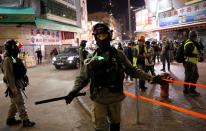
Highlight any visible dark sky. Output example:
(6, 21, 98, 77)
(87, 0, 145, 18)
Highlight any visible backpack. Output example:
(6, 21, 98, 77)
(175, 42, 185, 63)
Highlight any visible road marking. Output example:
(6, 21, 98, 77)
(124, 91, 206, 120)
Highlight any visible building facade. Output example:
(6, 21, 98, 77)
(0, 0, 88, 60)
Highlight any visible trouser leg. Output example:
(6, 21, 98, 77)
(166, 57, 170, 70)
(189, 64, 199, 91)
(92, 102, 108, 131)
(139, 65, 146, 89)
(183, 63, 190, 91)
(108, 102, 121, 131)
(11, 90, 28, 121)
(109, 123, 120, 131)
(162, 56, 165, 70)
(7, 98, 18, 119)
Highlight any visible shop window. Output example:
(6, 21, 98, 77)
(43, 0, 77, 21)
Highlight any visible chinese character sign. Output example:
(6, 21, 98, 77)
(159, 1, 206, 27)
(22, 28, 62, 45)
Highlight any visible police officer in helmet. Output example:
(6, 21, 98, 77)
(2, 39, 35, 127)
(79, 40, 88, 67)
(183, 30, 200, 96)
(66, 23, 168, 131)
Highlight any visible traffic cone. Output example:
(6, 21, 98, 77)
(160, 84, 172, 102)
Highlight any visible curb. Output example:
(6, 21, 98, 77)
(76, 97, 91, 117)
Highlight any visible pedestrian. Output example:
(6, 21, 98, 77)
(183, 30, 200, 96)
(197, 38, 204, 62)
(65, 23, 166, 131)
(144, 41, 155, 76)
(79, 40, 88, 68)
(123, 41, 134, 82)
(152, 41, 160, 63)
(133, 35, 148, 91)
(1, 39, 35, 127)
(35, 48, 42, 64)
(160, 37, 171, 72)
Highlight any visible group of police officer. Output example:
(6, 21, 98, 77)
(2, 23, 200, 131)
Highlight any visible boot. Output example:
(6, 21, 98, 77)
(109, 123, 120, 131)
(6, 117, 22, 126)
(22, 119, 35, 127)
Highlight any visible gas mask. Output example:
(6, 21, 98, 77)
(92, 23, 112, 51)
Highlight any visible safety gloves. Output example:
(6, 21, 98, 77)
(151, 73, 174, 85)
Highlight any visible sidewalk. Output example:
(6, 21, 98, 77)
(77, 62, 206, 131)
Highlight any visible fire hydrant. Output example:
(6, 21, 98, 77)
(159, 73, 173, 103)
(160, 83, 172, 102)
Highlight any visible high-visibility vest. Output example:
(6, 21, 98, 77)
(133, 45, 139, 67)
(184, 39, 198, 64)
(133, 45, 148, 67)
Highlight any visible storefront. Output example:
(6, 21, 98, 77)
(154, 1, 206, 58)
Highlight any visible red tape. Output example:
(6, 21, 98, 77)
(163, 79, 206, 89)
(124, 91, 206, 120)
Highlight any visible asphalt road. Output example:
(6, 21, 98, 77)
(0, 64, 94, 131)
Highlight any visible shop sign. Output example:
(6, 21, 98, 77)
(0, 14, 34, 22)
(35, 18, 82, 33)
(21, 28, 62, 45)
(159, 1, 206, 27)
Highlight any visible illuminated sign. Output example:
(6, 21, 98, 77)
(159, 1, 206, 27)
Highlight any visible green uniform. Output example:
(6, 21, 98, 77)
(72, 47, 152, 130)
(2, 57, 28, 121)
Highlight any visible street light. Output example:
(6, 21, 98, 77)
(128, 0, 132, 39)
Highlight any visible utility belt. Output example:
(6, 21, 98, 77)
(91, 86, 125, 104)
(97, 85, 122, 93)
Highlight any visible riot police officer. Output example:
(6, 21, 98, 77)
(79, 40, 88, 68)
(2, 39, 35, 127)
(183, 30, 200, 96)
(66, 23, 165, 131)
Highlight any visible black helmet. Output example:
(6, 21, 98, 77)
(4, 39, 20, 57)
(189, 30, 198, 40)
(92, 23, 112, 36)
(80, 40, 87, 47)
(4, 39, 18, 51)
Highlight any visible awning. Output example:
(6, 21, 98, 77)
(0, 7, 35, 15)
(153, 21, 206, 32)
(35, 18, 83, 33)
(0, 7, 35, 22)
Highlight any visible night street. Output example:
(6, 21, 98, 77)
(1, 62, 206, 131)
(1, 0, 206, 131)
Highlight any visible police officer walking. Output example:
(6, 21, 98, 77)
(66, 23, 166, 131)
(79, 40, 88, 68)
(2, 40, 35, 127)
(183, 30, 200, 96)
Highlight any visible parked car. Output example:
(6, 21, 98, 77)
(52, 46, 80, 69)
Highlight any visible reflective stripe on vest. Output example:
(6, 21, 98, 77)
(184, 39, 198, 64)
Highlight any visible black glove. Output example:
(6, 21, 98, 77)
(151, 73, 173, 85)
(65, 89, 79, 104)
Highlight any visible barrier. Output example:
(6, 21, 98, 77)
(163, 79, 206, 89)
(124, 91, 206, 120)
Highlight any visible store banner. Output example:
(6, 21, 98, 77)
(159, 1, 206, 27)
(21, 28, 62, 45)
(135, 9, 155, 32)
